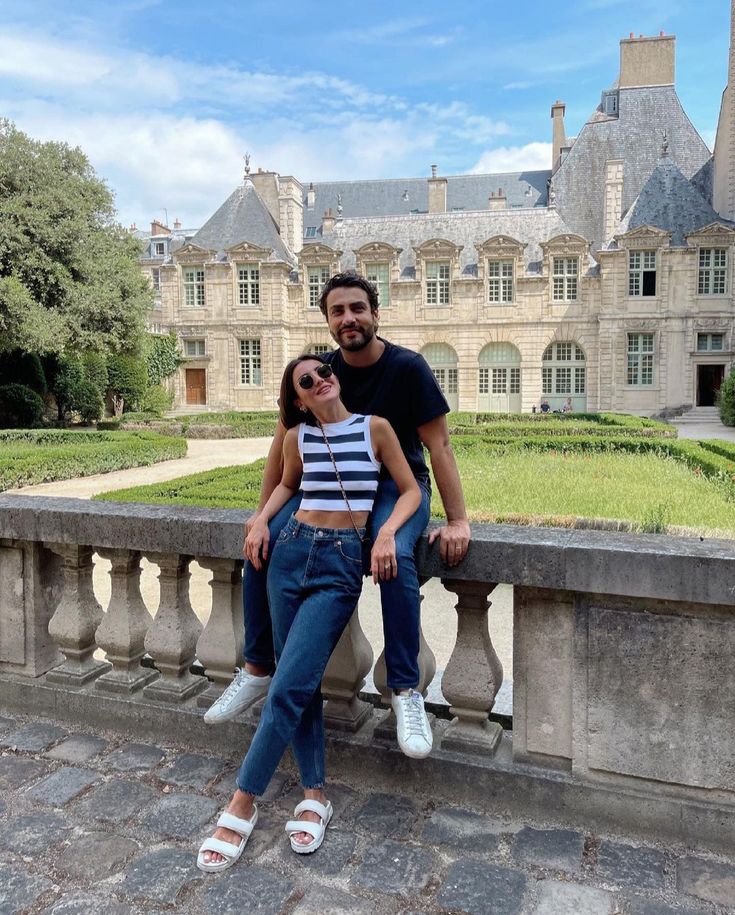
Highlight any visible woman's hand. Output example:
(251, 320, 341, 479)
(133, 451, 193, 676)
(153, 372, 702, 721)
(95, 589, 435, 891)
(370, 528, 397, 584)
(245, 518, 270, 570)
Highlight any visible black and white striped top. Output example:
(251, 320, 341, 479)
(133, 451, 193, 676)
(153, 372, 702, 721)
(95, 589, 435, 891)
(297, 414, 380, 512)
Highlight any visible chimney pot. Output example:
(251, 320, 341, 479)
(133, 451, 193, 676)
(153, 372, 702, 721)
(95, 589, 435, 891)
(630, 31, 634, 38)
(431, 164, 437, 178)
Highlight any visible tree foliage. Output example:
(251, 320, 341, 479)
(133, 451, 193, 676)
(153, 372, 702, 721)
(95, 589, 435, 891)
(145, 332, 182, 386)
(107, 354, 149, 415)
(0, 120, 152, 357)
(718, 368, 735, 427)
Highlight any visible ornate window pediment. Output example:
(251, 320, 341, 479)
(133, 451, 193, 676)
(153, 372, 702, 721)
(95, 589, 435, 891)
(540, 233, 590, 258)
(225, 241, 272, 261)
(476, 235, 526, 260)
(413, 238, 462, 261)
(173, 243, 215, 265)
(354, 241, 402, 263)
(298, 243, 342, 268)
(685, 222, 735, 247)
(613, 225, 671, 250)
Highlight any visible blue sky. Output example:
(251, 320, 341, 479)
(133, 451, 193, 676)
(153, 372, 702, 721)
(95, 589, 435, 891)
(1, 0, 730, 228)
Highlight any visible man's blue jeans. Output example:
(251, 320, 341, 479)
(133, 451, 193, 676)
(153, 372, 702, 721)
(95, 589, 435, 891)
(237, 516, 364, 794)
(242, 479, 431, 690)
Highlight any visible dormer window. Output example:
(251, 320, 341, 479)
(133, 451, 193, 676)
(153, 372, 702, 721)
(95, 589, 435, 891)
(629, 250, 657, 296)
(426, 261, 450, 305)
(308, 266, 330, 308)
(552, 257, 578, 301)
(154, 241, 166, 257)
(305, 227, 318, 238)
(602, 90, 619, 116)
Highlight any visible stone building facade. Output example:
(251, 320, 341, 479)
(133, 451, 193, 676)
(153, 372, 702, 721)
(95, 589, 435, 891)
(138, 23, 735, 416)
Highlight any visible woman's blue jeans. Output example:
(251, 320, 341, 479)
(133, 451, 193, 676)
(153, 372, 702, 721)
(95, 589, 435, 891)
(237, 516, 364, 795)
(242, 480, 431, 690)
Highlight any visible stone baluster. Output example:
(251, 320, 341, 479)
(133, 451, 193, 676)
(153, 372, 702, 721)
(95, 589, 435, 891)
(373, 578, 437, 741)
(322, 607, 374, 731)
(44, 543, 110, 686)
(195, 557, 245, 708)
(440, 579, 503, 756)
(94, 548, 157, 694)
(143, 553, 206, 702)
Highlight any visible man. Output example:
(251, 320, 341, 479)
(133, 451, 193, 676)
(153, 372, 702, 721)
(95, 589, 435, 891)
(205, 271, 471, 758)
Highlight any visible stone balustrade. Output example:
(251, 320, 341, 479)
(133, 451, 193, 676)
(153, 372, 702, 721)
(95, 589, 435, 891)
(1, 494, 734, 852)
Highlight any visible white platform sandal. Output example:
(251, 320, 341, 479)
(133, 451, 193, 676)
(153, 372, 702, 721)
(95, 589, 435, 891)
(196, 806, 258, 873)
(285, 798, 333, 854)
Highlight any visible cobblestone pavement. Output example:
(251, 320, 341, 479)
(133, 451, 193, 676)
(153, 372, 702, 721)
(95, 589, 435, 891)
(0, 713, 734, 915)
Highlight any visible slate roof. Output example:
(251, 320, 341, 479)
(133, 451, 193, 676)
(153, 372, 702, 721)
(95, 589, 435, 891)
(303, 171, 550, 234)
(190, 182, 294, 264)
(612, 156, 728, 246)
(553, 85, 712, 250)
(317, 206, 590, 278)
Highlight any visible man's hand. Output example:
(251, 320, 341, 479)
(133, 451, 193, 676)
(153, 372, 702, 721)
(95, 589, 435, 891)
(428, 518, 471, 567)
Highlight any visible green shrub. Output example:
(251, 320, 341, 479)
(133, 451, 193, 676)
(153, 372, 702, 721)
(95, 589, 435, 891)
(0, 351, 47, 395)
(138, 384, 174, 416)
(0, 430, 187, 490)
(718, 368, 735, 426)
(0, 383, 45, 428)
(72, 377, 105, 423)
(144, 333, 182, 386)
(107, 354, 148, 414)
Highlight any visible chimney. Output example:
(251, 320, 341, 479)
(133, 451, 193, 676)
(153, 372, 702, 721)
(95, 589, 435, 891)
(488, 188, 507, 211)
(150, 219, 169, 236)
(278, 176, 304, 254)
(250, 169, 281, 228)
(322, 208, 336, 234)
(173, 218, 182, 230)
(307, 183, 316, 209)
(129, 222, 137, 233)
(603, 160, 624, 240)
(551, 100, 566, 173)
(428, 164, 447, 213)
(619, 33, 675, 88)
(714, 2, 735, 220)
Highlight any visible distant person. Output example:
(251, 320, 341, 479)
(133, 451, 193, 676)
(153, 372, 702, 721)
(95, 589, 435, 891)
(562, 397, 573, 413)
(540, 398, 551, 414)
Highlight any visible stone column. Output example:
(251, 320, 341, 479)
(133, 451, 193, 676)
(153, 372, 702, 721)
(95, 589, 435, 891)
(373, 579, 437, 741)
(440, 579, 503, 755)
(143, 553, 206, 702)
(94, 548, 157, 694)
(322, 607, 374, 732)
(195, 557, 245, 708)
(44, 543, 110, 686)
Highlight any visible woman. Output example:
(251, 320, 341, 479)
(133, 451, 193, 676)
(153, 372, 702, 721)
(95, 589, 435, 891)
(197, 355, 420, 872)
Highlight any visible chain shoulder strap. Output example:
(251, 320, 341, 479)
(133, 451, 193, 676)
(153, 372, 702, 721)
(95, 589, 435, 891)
(316, 419, 365, 541)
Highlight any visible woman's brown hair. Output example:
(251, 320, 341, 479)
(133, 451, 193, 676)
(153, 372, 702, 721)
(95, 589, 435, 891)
(278, 355, 330, 429)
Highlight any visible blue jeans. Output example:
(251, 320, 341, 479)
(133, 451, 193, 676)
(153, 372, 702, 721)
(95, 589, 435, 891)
(243, 480, 431, 690)
(237, 516, 364, 794)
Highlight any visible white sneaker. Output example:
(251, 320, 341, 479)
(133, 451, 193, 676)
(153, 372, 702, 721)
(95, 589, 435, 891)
(391, 690, 432, 759)
(203, 668, 272, 724)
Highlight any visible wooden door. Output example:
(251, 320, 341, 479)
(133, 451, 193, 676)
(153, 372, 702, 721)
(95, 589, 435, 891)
(185, 369, 206, 405)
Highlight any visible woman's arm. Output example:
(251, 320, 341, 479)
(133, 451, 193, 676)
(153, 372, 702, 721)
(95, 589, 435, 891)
(369, 416, 421, 584)
(245, 428, 302, 570)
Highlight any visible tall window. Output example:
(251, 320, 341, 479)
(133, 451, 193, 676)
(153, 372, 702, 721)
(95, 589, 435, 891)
(151, 267, 161, 292)
(183, 268, 205, 307)
(697, 332, 725, 352)
(627, 333, 654, 386)
(552, 258, 578, 301)
(426, 261, 450, 305)
(421, 342, 458, 410)
(366, 262, 390, 307)
(698, 249, 727, 295)
(184, 339, 205, 357)
(238, 265, 260, 306)
(308, 266, 330, 308)
(239, 339, 262, 386)
(629, 250, 657, 296)
(542, 342, 586, 396)
(487, 260, 514, 304)
(154, 241, 165, 256)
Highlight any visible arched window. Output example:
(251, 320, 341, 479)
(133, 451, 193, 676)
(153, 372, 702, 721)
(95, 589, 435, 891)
(541, 342, 587, 411)
(478, 343, 521, 413)
(421, 343, 459, 411)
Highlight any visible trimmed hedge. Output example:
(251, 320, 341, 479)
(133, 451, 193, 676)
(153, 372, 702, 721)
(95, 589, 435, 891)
(0, 384, 45, 428)
(0, 430, 187, 491)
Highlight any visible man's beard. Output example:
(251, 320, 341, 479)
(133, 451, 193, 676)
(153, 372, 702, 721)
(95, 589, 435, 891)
(332, 322, 376, 352)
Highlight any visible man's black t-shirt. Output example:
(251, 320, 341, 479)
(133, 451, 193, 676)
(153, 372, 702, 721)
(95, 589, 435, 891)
(323, 339, 449, 487)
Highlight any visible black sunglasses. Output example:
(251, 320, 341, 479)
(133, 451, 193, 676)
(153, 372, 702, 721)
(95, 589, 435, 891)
(297, 363, 334, 390)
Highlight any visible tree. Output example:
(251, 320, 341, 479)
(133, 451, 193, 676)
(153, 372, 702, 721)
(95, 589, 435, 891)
(718, 368, 735, 426)
(0, 120, 152, 358)
(107, 354, 148, 415)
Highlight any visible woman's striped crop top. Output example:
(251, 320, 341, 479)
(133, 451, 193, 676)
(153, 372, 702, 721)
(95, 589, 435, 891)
(297, 414, 380, 512)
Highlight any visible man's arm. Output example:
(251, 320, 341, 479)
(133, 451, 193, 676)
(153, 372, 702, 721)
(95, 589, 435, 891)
(417, 414, 471, 567)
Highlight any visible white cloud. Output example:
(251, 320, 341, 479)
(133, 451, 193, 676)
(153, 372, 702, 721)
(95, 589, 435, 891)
(471, 142, 553, 174)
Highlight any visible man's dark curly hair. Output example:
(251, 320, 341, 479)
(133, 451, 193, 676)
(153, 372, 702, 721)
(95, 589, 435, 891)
(318, 270, 380, 316)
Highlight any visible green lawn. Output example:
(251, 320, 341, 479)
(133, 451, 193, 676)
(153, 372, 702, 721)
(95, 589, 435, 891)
(96, 447, 735, 538)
